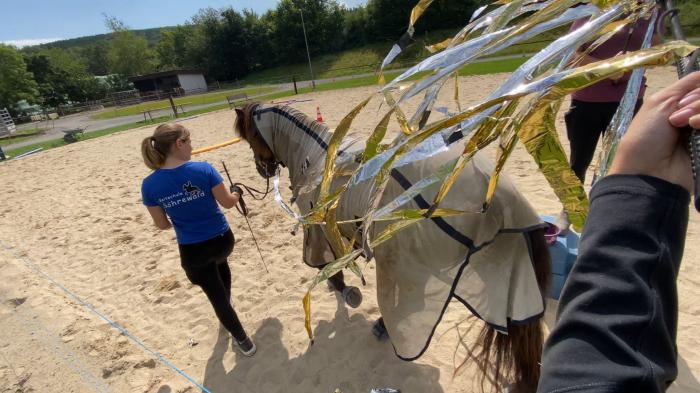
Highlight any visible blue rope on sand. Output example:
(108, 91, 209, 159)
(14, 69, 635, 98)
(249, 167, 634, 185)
(0, 240, 212, 393)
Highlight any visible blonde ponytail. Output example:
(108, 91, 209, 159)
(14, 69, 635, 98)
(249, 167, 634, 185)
(140, 123, 190, 170)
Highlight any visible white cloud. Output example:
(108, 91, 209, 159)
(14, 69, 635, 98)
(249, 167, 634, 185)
(2, 38, 63, 48)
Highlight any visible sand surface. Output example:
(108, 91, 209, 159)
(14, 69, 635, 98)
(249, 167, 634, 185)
(1, 67, 699, 393)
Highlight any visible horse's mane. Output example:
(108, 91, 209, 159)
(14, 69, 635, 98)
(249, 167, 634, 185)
(237, 102, 331, 140)
(235, 102, 261, 142)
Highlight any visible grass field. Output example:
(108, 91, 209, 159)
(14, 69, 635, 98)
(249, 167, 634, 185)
(3, 56, 532, 158)
(91, 85, 278, 120)
(242, 29, 548, 85)
(0, 128, 49, 147)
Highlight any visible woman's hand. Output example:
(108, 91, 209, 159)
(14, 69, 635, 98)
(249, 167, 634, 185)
(230, 185, 243, 196)
(212, 183, 241, 209)
(609, 71, 700, 193)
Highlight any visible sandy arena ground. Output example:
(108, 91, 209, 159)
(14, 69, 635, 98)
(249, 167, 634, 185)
(1, 67, 699, 393)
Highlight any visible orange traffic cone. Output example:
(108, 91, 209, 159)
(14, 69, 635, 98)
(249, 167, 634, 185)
(316, 106, 324, 123)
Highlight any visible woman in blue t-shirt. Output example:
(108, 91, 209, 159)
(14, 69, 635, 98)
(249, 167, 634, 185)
(140, 123, 256, 357)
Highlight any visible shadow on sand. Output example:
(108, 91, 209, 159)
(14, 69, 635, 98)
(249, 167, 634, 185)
(203, 294, 445, 393)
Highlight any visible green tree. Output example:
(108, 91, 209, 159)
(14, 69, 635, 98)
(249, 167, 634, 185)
(365, 0, 481, 41)
(104, 15, 155, 76)
(265, 0, 345, 65)
(239, 9, 273, 72)
(81, 42, 109, 75)
(155, 25, 202, 70)
(25, 48, 106, 107)
(103, 74, 133, 92)
(186, 7, 269, 80)
(342, 6, 373, 48)
(0, 44, 39, 114)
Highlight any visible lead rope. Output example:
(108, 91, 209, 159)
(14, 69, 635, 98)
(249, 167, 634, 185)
(221, 161, 269, 273)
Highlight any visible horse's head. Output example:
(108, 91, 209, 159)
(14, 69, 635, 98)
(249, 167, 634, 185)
(235, 103, 281, 178)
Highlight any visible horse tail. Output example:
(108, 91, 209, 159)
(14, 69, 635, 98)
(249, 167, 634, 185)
(469, 228, 551, 393)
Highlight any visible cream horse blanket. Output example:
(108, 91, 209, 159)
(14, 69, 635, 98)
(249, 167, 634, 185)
(252, 104, 545, 359)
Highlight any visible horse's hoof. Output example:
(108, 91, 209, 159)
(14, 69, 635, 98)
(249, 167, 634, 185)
(371, 318, 389, 341)
(342, 286, 362, 308)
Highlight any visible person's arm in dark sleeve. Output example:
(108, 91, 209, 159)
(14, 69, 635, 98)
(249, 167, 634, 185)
(538, 71, 700, 392)
(537, 174, 688, 393)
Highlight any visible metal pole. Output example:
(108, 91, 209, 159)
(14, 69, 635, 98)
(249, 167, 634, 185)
(300, 8, 316, 89)
(168, 94, 178, 118)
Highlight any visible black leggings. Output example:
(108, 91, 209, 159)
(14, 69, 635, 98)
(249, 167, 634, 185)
(564, 99, 642, 183)
(178, 229, 247, 342)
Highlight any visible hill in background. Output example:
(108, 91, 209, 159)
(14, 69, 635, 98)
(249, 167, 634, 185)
(35, 26, 174, 51)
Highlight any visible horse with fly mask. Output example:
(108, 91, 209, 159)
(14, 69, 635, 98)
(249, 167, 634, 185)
(235, 103, 551, 393)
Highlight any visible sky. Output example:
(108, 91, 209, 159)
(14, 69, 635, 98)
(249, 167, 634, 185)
(1, 0, 367, 47)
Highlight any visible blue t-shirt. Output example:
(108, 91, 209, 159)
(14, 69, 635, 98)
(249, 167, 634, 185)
(141, 161, 229, 244)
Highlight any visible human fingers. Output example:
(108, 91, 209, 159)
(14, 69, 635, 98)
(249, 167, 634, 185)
(669, 100, 700, 128)
(678, 87, 700, 107)
(661, 71, 700, 99)
(690, 113, 700, 129)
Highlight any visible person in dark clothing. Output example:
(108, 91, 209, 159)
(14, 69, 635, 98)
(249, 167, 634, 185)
(537, 71, 700, 392)
(556, 15, 660, 232)
(140, 123, 256, 357)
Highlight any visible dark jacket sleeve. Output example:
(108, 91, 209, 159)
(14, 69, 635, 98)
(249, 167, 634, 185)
(537, 174, 689, 393)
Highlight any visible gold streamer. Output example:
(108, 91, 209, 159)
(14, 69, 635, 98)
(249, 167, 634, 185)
(516, 96, 587, 229)
(364, 109, 395, 162)
(429, 103, 514, 213)
(410, 0, 435, 27)
(454, 72, 462, 113)
(297, 1, 697, 342)
(482, 100, 523, 207)
(312, 97, 373, 231)
(303, 292, 313, 342)
(383, 91, 413, 136)
(426, 38, 453, 53)
(486, 0, 524, 34)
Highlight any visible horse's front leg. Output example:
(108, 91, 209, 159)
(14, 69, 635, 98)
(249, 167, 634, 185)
(328, 271, 387, 340)
(322, 269, 363, 308)
(305, 225, 363, 308)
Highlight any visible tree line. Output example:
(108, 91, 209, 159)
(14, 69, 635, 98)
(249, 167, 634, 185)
(3, 0, 699, 117)
(1, 0, 485, 116)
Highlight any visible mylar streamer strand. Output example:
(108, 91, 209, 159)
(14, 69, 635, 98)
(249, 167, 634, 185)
(428, 102, 518, 215)
(317, 96, 372, 202)
(482, 100, 526, 207)
(366, 41, 696, 245)
(364, 109, 396, 163)
(516, 96, 586, 228)
(378, 0, 436, 84)
(410, 0, 435, 27)
(296, 0, 696, 342)
(594, 8, 658, 179)
(510, 43, 696, 228)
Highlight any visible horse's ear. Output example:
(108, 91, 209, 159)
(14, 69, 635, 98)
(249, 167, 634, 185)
(234, 108, 244, 118)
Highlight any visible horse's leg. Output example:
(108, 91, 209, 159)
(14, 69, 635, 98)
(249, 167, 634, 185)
(321, 269, 363, 308)
(305, 226, 363, 308)
(327, 270, 346, 292)
(371, 317, 389, 341)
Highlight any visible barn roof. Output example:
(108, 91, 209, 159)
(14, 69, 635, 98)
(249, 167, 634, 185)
(128, 69, 205, 82)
